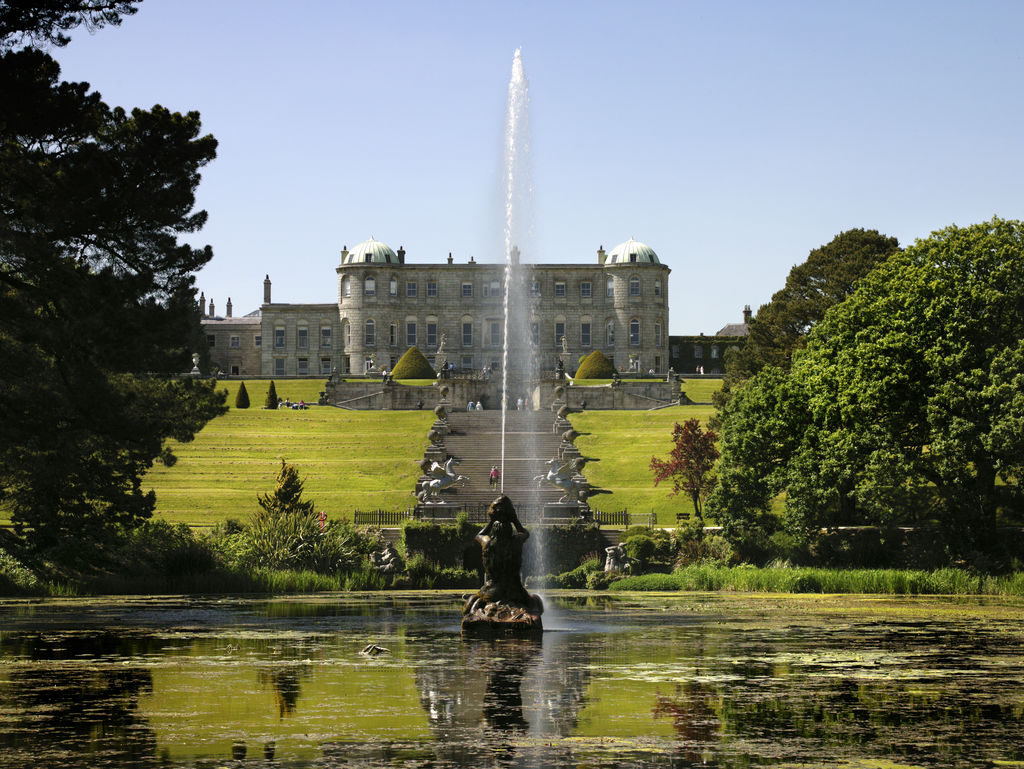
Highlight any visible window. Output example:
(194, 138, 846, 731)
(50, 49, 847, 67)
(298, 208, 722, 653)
(426, 322, 438, 348)
(554, 321, 565, 346)
(389, 277, 398, 296)
(629, 276, 641, 296)
(580, 281, 592, 298)
(581, 322, 592, 347)
(390, 323, 398, 346)
(629, 252, 638, 263)
(298, 358, 308, 376)
(274, 328, 285, 348)
(654, 279, 662, 298)
(460, 355, 473, 370)
(254, 335, 262, 348)
(555, 282, 566, 298)
(630, 319, 641, 346)
(426, 280, 438, 297)
(530, 280, 541, 298)
(694, 344, 703, 359)
(364, 319, 375, 346)
(488, 320, 501, 346)
(342, 321, 350, 348)
(230, 335, 239, 349)
(656, 322, 663, 347)
(462, 282, 473, 298)
(297, 328, 308, 349)
(406, 281, 417, 298)
(320, 358, 331, 375)
(607, 277, 614, 297)
(462, 321, 473, 347)
(364, 277, 375, 296)
(207, 334, 215, 348)
(274, 358, 285, 376)
(342, 276, 350, 297)
(530, 322, 539, 346)
(321, 327, 332, 348)
(406, 322, 417, 347)
(483, 279, 500, 298)
(711, 345, 720, 359)
(607, 320, 615, 346)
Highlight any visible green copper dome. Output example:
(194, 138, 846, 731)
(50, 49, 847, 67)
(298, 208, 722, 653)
(343, 238, 398, 264)
(606, 238, 659, 265)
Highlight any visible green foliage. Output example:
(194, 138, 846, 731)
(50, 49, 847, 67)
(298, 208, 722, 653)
(242, 461, 362, 572)
(727, 228, 900, 381)
(401, 514, 477, 567)
(391, 347, 435, 379)
(0, 16, 225, 550)
(650, 418, 719, 519)
(265, 380, 279, 409)
(575, 349, 616, 379)
(711, 218, 1024, 561)
(235, 381, 250, 409)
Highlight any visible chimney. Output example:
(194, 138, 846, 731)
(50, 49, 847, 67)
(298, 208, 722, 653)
(340, 245, 349, 264)
(208, 299, 215, 317)
(743, 304, 752, 323)
(469, 255, 476, 264)
(226, 297, 233, 318)
(397, 245, 406, 264)
(199, 291, 206, 317)
(447, 252, 453, 265)
(597, 245, 606, 265)
(263, 274, 271, 304)
(510, 245, 520, 265)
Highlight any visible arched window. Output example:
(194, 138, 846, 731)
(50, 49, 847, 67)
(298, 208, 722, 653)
(606, 277, 614, 298)
(389, 277, 398, 296)
(629, 276, 641, 297)
(341, 276, 351, 298)
(654, 279, 662, 298)
(364, 276, 376, 296)
(365, 319, 375, 346)
(629, 318, 641, 346)
(655, 321, 663, 347)
(342, 319, 350, 348)
(606, 319, 615, 346)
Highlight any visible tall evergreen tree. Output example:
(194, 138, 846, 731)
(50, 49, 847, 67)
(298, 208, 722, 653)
(0, 3, 226, 547)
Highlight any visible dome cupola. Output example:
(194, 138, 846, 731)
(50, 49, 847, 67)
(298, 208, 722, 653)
(605, 238, 659, 265)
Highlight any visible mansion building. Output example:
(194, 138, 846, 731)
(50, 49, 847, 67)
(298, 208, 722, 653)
(201, 238, 671, 378)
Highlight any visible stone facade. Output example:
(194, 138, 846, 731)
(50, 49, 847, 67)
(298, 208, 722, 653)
(668, 306, 751, 374)
(203, 238, 671, 379)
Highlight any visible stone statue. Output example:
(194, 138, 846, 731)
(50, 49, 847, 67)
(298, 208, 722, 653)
(417, 456, 467, 504)
(534, 457, 611, 505)
(437, 333, 446, 355)
(371, 544, 404, 574)
(604, 544, 632, 573)
(462, 496, 543, 635)
(561, 335, 568, 355)
(433, 404, 448, 423)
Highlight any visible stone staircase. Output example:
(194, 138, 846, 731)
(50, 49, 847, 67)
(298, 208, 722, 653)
(422, 409, 567, 512)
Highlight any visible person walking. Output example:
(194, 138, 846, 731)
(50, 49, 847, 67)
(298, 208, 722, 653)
(489, 466, 500, 490)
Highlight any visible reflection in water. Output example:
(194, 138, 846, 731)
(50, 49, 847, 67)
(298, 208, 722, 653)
(1, 595, 1024, 767)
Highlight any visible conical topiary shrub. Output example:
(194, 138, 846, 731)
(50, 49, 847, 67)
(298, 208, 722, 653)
(235, 381, 251, 409)
(390, 347, 436, 379)
(574, 349, 616, 379)
(265, 380, 279, 409)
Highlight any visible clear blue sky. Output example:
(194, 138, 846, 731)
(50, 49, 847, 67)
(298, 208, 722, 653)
(55, 0, 1024, 334)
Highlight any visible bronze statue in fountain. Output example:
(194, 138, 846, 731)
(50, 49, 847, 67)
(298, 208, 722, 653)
(462, 495, 543, 636)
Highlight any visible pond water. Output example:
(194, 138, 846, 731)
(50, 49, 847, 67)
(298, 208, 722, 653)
(1, 592, 1023, 768)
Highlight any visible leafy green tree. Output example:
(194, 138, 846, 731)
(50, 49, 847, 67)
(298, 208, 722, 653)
(726, 229, 900, 382)
(710, 218, 1024, 560)
(390, 346, 435, 379)
(649, 418, 720, 520)
(235, 381, 250, 409)
(0, 6, 225, 547)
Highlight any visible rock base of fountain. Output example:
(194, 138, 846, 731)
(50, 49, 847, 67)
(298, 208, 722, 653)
(461, 495, 544, 637)
(461, 592, 543, 637)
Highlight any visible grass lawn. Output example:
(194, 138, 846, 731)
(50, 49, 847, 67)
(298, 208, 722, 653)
(146, 380, 433, 527)
(572, 405, 717, 527)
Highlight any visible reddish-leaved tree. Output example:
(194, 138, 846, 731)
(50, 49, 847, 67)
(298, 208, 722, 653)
(650, 419, 720, 519)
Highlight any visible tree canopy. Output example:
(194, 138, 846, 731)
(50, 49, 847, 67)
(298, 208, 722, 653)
(0, 3, 226, 547)
(726, 229, 900, 382)
(708, 218, 1024, 560)
(575, 349, 616, 379)
(391, 347, 435, 379)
